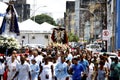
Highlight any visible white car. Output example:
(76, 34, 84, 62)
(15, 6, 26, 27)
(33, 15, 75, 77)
(99, 52, 120, 61)
(25, 44, 46, 48)
(86, 44, 102, 52)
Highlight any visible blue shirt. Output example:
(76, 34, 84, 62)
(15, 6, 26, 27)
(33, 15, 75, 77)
(72, 63, 84, 80)
(30, 63, 40, 80)
(55, 62, 68, 78)
(79, 59, 89, 71)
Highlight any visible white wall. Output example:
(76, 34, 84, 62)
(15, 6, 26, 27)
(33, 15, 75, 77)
(17, 33, 51, 47)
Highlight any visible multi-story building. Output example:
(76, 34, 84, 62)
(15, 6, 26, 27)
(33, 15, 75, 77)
(115, 0, 120, 49)
(107, 0, 115, 51)
(75, 0, 107, 43)
(1, 0, 16, 3)
(14, 0, 30, 22)
(64, 1, 75, 35)
(75, 0, 90, 41)
(108, 0, 120, 50)
(75, 0, 80, 37)
(15, 0, 26, 4)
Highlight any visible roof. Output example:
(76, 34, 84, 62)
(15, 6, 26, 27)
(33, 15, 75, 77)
(39, 22, 56, 33)
(19, 19, 41, 33)
(19, 19, 56, 33)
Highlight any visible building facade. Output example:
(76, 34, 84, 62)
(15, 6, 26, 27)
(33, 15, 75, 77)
(75, 0, 80, 37)
(14, 0, 30, 22)
(74, 0, 107, 43)
(115, 0, 120, 49)
(64, 1, 75, 35)
(107, 0, 115, 51)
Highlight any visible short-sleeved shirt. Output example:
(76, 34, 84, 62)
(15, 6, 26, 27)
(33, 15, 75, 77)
(110, 62, 120, 78)
(16, 61, 30, 80)
(79, 59, 89, 71)
(72, 63, 84, 80)
(55, 62, 68, 78)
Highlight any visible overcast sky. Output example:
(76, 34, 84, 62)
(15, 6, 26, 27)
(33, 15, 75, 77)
(27, 0, 75, 20)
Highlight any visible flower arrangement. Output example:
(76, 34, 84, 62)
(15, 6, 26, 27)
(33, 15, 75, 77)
(50, 42, 69, 50)
(0, 36, 20, 49)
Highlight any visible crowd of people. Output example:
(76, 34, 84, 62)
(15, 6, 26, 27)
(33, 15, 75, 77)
(0, 45, 120, 80)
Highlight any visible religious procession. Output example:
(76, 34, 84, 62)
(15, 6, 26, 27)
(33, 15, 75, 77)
(0, 0, 120, 80)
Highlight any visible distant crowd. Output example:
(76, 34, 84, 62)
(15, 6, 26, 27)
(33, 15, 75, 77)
(0, 45, 120, 80)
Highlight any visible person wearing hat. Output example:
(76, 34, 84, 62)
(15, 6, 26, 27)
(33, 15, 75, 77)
(109, 57, 120, 80)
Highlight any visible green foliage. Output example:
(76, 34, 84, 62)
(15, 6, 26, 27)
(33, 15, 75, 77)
(68, 33, 79, 42)
(31, 14, 57, 26)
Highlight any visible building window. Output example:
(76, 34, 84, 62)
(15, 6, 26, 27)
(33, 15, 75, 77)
(32, 36, 35, 39)
(22, 36, 25, 39)
(44, 35, 48, 39)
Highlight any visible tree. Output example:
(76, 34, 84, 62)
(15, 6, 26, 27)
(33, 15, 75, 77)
(68, 33, 79, 42)
(31, 14, 57, 26)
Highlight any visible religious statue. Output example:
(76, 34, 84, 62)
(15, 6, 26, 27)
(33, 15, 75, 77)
(51, 27, 68, 44)
(0, 4, 20, 38)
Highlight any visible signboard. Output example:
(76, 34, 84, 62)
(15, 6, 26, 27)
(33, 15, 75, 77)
(102, 30, 111, 40)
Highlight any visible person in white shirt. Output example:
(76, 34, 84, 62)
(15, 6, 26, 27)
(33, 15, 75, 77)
(0, 56, 5, 80)
(32, 50, 43, 66)
(87, 59, 94, 80)
(40, 56, 53, 80)
(7, 50, 19, 80)
(12, 55, 31, 80)
(28, 49, 34, 64)
(66, 52, 73, 62)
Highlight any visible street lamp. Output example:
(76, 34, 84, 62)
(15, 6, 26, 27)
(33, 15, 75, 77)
(80, 8, 97, 41)
(30, 5, 47, 21)
(35, 6, 47, 21)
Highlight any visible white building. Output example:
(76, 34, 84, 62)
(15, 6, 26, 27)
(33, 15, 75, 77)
(17, 19, 56, 47)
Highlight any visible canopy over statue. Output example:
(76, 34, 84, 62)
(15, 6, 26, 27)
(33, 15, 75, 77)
(0, 3, 20, 38)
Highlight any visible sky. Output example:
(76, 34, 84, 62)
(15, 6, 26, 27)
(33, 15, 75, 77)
(27, 0, 75, 20)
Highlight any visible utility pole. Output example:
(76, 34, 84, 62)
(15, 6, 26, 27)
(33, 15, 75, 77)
(33, 0, 36, 21)
(112, 0, 116, 51)
(103, 0, 107, 52)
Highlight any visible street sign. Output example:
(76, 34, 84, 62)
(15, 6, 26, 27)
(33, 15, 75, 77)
(102, 30, 111, 40)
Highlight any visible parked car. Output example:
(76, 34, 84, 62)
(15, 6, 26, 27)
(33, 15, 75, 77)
(99, 52, 120, 61)
(86, 44, 102, 52)
(24, 44, 46, 48)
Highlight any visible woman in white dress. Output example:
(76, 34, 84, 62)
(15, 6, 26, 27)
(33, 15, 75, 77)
(40, 57, 53, 80)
